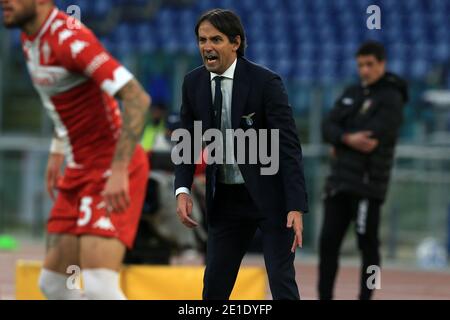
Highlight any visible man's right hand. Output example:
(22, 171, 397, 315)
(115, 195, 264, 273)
(342, 131, 379, 153)
(46, 153, 64, 201)
(176, 193, 198, 228)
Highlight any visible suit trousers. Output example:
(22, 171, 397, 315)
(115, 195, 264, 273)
(202, 183, 300, 300)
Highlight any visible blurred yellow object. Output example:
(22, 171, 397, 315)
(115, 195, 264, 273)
(16, 260, 45, 300)
(16, 260, 266, 300)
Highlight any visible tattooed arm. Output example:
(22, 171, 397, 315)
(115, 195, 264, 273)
(103, 78, 151, 213)
(113, 78, 151, 164)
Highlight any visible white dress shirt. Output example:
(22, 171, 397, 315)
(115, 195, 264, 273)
(175, 58, 244, 197)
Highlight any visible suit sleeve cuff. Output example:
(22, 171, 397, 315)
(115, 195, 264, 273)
(175, 187, 191, 197)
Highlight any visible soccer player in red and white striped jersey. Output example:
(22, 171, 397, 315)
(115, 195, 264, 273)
(2, 0, 152, 299)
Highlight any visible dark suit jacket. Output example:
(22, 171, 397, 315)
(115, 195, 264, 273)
(174, 57, 308, 217)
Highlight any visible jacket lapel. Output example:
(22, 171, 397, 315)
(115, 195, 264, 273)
(198, 68, 213, 128)
(231, 57, 250, 129)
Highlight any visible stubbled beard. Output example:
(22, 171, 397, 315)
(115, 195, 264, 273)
(3, 8, 36, 29)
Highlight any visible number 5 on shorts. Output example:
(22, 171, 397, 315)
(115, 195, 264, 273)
(77, 196, 93, 226)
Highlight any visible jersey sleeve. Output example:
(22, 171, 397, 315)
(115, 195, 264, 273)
(54, 26, 133, 96)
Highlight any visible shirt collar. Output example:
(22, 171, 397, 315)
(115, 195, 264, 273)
(210, 58, 237, 81)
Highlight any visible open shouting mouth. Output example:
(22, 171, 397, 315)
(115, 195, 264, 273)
(204, 52, 219, 66)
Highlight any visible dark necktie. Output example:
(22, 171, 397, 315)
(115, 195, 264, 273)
(213, 76, 223, 130)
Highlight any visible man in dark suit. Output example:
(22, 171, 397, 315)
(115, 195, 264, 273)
(174, 9, 308, 300)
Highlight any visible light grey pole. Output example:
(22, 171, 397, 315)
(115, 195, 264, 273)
(0, 27, 5, 133)
(309, 87, 321, 145)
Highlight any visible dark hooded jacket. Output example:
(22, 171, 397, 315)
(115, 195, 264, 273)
(322, 72, 409, 201)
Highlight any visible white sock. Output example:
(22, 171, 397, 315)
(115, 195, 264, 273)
(82, 268, 126, 300)
(39, 268, 86, 300)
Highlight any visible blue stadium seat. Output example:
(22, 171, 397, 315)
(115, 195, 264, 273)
(429, 0, 447, 12)
(135, 23, 158, 53)
(291, 25, 315, 43)
(10, 29, 22, 50)
(409, 25, 427, 42)
(92, 0, 110, 17)
(433, 43, 450, 62)
(404, 0, 422, 11)
(251, 41, 270, 62)
(384, 27, 403, 45)
(338, 58, 358, 79)
(238, 0, 260, 12)
(332, 0, 352, 10)
(272, 58, 292, 79)
(296, 42, 316, 61)
(292, 58, 316, 83)
(115, 23, 134, 43)
(389, 43, 408, 61)
(99, 36, 114, 54)
(285, 0, 305, 12)
(310, 0, 330, 11)
(156, 9, 177, 28)
(46, 0, 450, 85)
(179, 10, 197, 29)
(410, 58, 430, 79)
(353, 0, 374, 12)
(261, 0, 279, 11)
(194, 0, 210, 12)
(317, 59, 339, 84)
(389, 59, 406, 77)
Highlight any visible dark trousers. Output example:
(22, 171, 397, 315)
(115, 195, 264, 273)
(318, 192, 382, 300)
(202, 183, 299, 300)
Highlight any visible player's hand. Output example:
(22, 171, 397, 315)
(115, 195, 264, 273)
(342, 131, 379, 153)
(103, 164, 130, 214)
(176, 193, 198, 228)
(287, 211, 303, 253)
(46, 153, 64, 201)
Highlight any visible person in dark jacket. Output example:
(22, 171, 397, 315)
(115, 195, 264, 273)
(318, 41, 408, 300)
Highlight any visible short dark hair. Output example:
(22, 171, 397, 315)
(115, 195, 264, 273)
(195, 9, 246, 57)
(356, 41, 386, 61)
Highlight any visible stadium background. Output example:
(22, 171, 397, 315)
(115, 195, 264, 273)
(0, 0, 449, 299)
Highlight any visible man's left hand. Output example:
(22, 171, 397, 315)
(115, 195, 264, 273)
(103, 164, 130, 214)
(287, 211, 303, 253)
